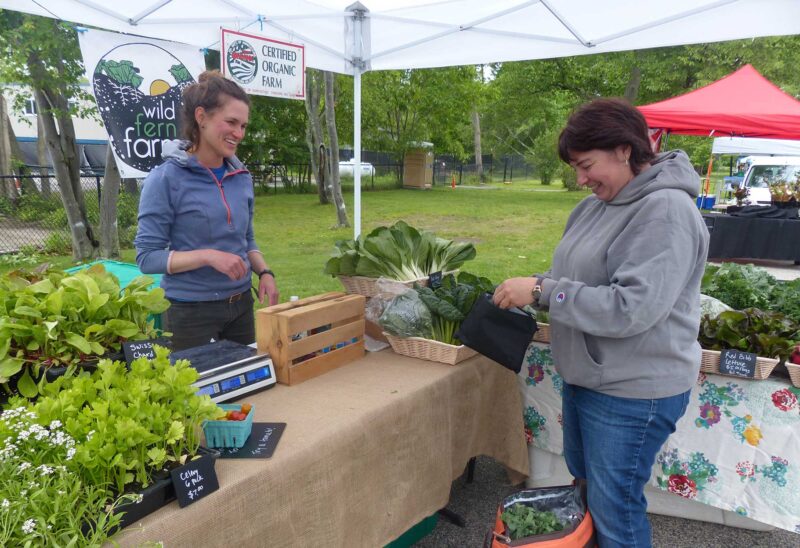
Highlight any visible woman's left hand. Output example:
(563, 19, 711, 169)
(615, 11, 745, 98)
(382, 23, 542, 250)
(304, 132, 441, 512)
(258, 275, 279, 305)
(493, 277, 537, 309)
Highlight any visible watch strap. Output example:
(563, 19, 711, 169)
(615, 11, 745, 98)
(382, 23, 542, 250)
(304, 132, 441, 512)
(258, 269, 275, 279)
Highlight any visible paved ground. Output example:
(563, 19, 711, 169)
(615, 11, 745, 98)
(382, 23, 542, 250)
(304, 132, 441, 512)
(414, 456, 799, 547)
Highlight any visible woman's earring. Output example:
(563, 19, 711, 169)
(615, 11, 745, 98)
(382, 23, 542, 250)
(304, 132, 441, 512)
(625, 158, 629, 166)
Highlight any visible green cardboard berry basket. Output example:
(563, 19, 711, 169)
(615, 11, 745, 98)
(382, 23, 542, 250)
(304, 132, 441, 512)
(203, 403, 254, 448)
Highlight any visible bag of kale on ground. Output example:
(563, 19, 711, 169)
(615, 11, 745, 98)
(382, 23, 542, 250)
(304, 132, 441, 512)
(485, 484, 596, 547)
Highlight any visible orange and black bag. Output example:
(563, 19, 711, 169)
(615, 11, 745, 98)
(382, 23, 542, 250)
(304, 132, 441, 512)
(484, 484, 595, 547)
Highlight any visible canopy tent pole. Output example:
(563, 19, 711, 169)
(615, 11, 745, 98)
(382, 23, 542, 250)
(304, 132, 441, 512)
(349, 4, 367, 239)
(354, 67, 362, 239)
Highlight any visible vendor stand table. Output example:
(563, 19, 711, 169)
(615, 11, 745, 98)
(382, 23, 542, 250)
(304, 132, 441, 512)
(519, 342, 800, 533)
(703, 213, 800, 262)
(117, 350, 528, 547)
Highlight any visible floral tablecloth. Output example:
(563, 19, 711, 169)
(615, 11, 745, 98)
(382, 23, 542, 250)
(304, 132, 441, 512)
(518, 342, 800, 533)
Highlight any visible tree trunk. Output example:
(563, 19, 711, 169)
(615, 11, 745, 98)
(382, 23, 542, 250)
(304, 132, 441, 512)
(37, 110, 51, 197)
(99, 144, 120, 258)
(305, 70, 330, 204)
(34, 85, 95, 260)
(471, 107, 484, 183)
(624, 65, 642, 103)
(0, 95, 17, 199)
(324, 71, 349, 228)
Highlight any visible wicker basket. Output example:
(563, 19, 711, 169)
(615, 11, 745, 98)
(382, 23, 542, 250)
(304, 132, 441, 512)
(338, 270, 457, 298)
(532, 322, 551, 344)
(383, 332, 477, 365)
(785, 362, 800, 388)
(700, 349, 779, 380)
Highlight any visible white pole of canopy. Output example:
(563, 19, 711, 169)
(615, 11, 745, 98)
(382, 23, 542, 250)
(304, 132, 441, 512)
(354, 68, 362, 239)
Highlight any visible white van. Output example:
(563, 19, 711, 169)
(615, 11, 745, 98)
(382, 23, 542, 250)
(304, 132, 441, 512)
(742, 156, 800, 205)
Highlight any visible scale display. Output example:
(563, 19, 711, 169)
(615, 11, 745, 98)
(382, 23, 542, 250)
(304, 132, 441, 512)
(172, 340, 276, 403)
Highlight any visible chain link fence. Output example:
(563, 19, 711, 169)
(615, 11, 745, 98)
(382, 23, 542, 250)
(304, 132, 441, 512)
(0, 173, 140, 255)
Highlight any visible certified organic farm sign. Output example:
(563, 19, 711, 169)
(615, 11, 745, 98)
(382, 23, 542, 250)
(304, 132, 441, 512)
(78, 29, 206, 177)
(221, 28, 305, 100)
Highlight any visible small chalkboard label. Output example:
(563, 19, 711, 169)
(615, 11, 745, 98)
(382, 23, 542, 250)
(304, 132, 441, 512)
(170, 452, 219, 508)
(218, 423, 286, 459)
(428, 271, 443, 290)
(719, 349, 757, 378)
(122, 338, 168, 365)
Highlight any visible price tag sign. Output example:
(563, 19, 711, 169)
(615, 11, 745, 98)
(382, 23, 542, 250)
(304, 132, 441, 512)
(170, 452, 219, 507)
(122, 338, 168, 365)
(719, 349, 757, 378)
(218, 423, 286, 459)
(428, 271, 443, 290)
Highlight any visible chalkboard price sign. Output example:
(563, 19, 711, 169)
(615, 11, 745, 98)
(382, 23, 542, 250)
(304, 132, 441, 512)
(719, 349, 757, 378)
(428, 271, 443, 290)
(122, 338, 168, 365)
(170, 452, 219, 508)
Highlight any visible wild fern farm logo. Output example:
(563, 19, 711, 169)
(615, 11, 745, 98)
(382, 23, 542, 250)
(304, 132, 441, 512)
(92, 44, 195, 172)
(226, 40, 258, 84)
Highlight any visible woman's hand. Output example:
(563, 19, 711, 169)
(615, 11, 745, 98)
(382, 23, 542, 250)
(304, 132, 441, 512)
(206, 250, 249, 280)
(258, 274, 279, 305)
(493, 277, 538, 309)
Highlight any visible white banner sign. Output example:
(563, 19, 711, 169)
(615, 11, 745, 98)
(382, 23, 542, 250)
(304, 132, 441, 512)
(78, 29, 206, 178)
(221, 29, 305, 100)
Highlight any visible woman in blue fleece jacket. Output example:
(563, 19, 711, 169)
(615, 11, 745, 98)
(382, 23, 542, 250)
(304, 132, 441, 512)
(493, 99, 708, 548)
(135, 71, 279, 350)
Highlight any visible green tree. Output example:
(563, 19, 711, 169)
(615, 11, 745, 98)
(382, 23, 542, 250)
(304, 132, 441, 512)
(0, 12, 99, 260)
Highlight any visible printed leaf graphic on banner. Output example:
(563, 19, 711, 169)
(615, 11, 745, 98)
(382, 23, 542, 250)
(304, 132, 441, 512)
(78, 29, 206, 178)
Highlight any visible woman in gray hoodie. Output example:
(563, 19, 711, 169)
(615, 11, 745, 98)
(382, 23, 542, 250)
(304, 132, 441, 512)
(493, 98, 709, 547)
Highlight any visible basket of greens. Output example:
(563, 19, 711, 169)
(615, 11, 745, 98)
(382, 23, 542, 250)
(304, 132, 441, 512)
(379, 272, 494, 365)
(324, 221, 476, 298)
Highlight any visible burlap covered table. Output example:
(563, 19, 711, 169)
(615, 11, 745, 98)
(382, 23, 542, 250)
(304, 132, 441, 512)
(116, 349, 529, 547)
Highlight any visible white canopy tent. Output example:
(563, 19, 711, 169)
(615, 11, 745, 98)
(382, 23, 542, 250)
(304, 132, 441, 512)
(2, 0, 799, 236)
(712, 137, 800, 156)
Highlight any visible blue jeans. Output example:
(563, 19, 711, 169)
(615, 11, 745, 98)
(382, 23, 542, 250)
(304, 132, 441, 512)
(562, 382, 690, 548)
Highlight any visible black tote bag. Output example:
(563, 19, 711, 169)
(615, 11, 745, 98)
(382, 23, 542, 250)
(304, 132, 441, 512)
(456, 293, 538, 373)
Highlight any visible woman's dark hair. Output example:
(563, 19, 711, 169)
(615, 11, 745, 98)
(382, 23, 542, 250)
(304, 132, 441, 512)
(180, 70, 250, 146)
(558, 98, 655, 175)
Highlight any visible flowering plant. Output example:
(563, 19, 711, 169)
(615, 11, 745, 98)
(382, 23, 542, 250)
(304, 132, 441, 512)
(0, 407, 136, 546)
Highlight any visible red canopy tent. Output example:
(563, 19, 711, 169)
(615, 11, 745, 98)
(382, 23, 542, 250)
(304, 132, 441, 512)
(638, 64, 800, 140)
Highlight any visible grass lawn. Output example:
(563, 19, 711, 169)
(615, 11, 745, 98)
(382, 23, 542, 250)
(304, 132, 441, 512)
(2, 180, 589, 306)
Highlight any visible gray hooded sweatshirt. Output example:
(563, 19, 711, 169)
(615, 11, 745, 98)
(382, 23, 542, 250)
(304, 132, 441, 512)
(538, 150, 709, 399)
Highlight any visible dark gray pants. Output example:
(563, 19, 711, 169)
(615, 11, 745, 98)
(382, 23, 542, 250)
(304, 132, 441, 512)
(163, 291, 255, 351)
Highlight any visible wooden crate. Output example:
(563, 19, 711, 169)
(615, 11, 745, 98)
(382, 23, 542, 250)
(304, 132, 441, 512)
(256, 292, 366, 385)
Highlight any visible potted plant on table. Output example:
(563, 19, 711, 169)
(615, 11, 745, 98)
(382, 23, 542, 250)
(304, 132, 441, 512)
(9, 346, 220, 529)
(0, 264, 169, 399)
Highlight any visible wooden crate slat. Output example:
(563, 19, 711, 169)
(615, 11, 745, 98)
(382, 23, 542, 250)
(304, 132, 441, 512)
(286, 320, 365, 360)
(281, 294, 365, 335)
(287, 341, 365, 385)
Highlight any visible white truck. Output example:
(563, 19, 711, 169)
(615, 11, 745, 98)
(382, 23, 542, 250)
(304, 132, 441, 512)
(742, 156, 800, 205)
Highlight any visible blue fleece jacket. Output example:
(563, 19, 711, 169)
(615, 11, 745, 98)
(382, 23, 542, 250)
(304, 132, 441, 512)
(135, 140, 259, 301)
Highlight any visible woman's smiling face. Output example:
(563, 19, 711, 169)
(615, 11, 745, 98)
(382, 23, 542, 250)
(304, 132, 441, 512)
(194, 96, 249, 166)
(570, 146, 634, 202)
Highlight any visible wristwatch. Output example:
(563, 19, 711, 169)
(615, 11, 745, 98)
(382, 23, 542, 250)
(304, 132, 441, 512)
(531, 277, 543, 306)
(258, 269, 275, 279)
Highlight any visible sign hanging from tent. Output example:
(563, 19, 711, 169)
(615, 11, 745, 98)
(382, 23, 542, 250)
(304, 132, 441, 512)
(77, 29, 206, 178)
(221, 29, 305, 100)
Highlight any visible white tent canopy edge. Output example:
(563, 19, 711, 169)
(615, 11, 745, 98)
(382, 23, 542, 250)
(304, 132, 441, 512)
(2, 0, 799, 237)
(712, 137, 800, 156)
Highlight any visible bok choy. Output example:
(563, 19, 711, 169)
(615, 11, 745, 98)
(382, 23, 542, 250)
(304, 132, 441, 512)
(324, 220, 476, 281)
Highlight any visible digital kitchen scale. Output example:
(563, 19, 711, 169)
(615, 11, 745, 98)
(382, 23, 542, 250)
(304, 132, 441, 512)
(170, 340, 276, 403)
